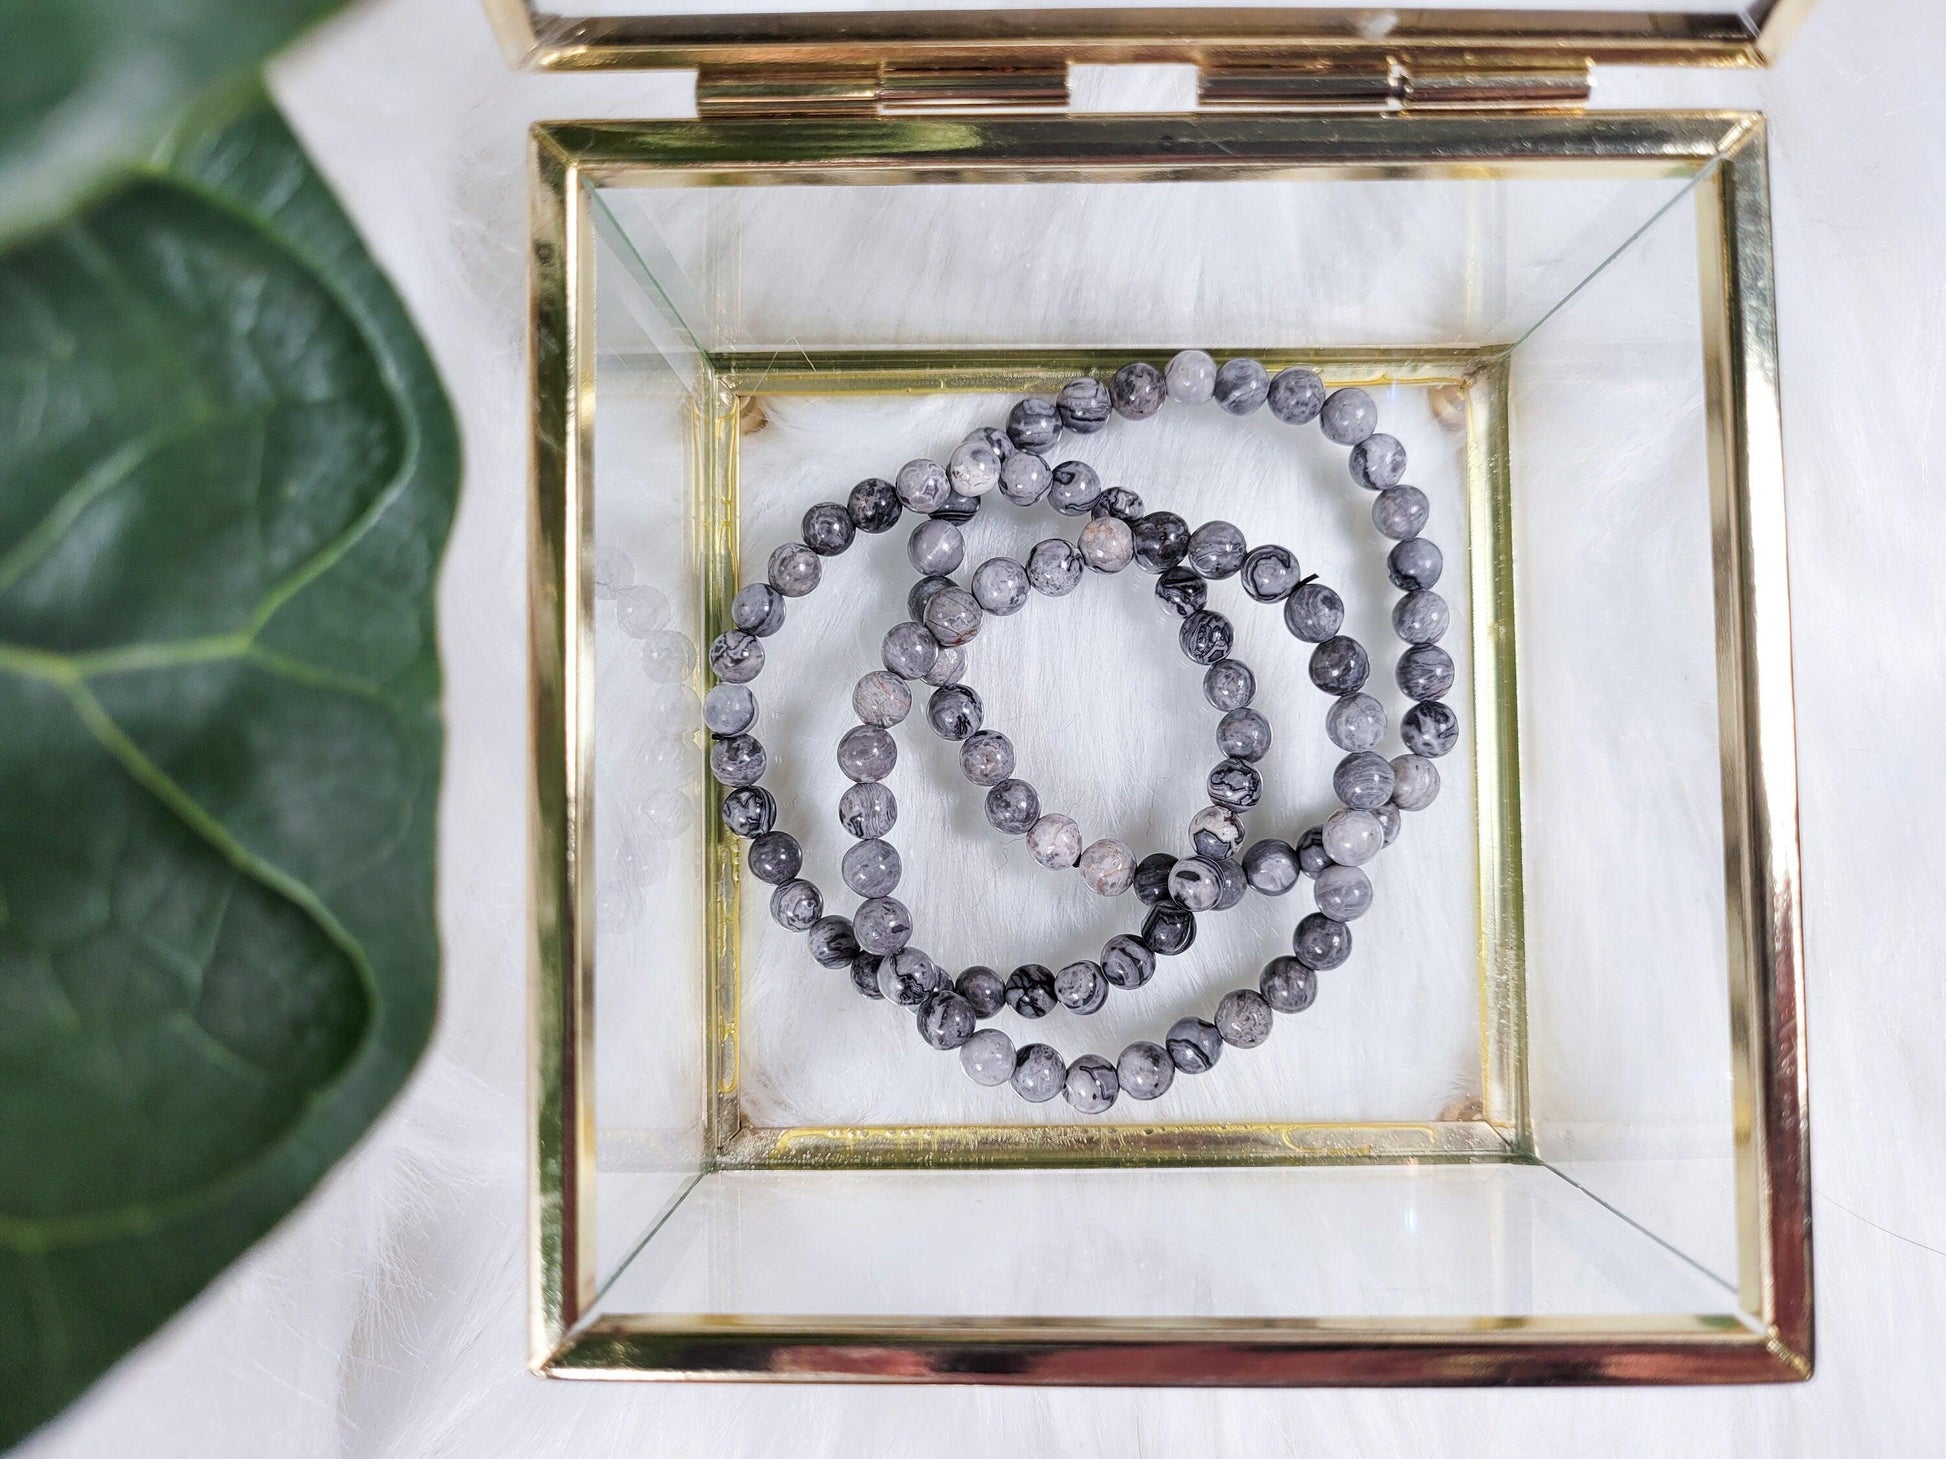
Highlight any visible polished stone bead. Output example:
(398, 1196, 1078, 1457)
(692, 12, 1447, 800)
(1101, 933, 1156, 989)
(1309, 635, 1371, 694)
(946, 438, 1002, 497)
(1388, 536, 1443, 590)
(802, 501, 856, 555)
(1078, 837, 1136, 896)
(1260, 957, 1318, 1014)
(1243, 837, 1299, 895)
(1334, 750, 1396, 810)
(731, 583, 787, 638)
(1155, 564, 1208, 618)
(838, 781, 897, 839)
(1168, 856, 1222, 912)
(1057, 376, 1113, 433)
(879, 947, 939, 1006)
(1005, 964, 1057, 1018)
(908, 518, 965, 576)
(1079, 515, 1135, 573)
(842, 837, 902, 897)
(1323, 807, 1384, 866)
(1166, 1016, 1223, 1074)
(1374, 802, 1402, 845)
(1325, 692, 1387, 753)
(1218, 707, 1272, 762)
(1133, 852, 1177, 906)
(924, 644, 967, 687)
(1391, 753, 1442, 811)
(1026, 537, 1084, 596)
(1398, 643, 1456, 702)
(1007, 396, 1062, 455)
(933, 488, 981, 525)
(1348, 433, 1407, 490)
(1203, 659, 1255, 711)
(615, 584, 670, 637)
(853, 896, 913, 955)
(1315, 863, 1374, 920)
(1319, 386, 1378, 445)
(1049, 460, 1102, 516)
(1267, 366, 1326, 424)
(1142, 899, 1196, 956)
(1241, 544, 1302, 602)
(1214, 357, 1271, 415)
(1011, 1043, 1065, 1102)
(1394, 589, 1449, 645)
(808, 914, 859, 968)
(1112, 360, 1167, 419)
(1295, 825, 1332, 878)
(770, 879, 823, 932)
(1208, 757, 1263, 809)
(919, 990, 977, 1050)
(1187, 520, 1247, 579)
(960, 1027, 1016, 1085)
(957, 965, 1007, 1017)
(960, 730, 1015, 786)
(720, 785, 776, 838)
(1132, 511, 1190, 572)
(997, 450, 1052, 506)
(710, 732, 767, 787)
(1402, 700, 1461, 758)
(971, 557, 1030, 616)
(1372, 485, 1429, 541)
(1064, 1054, 1118, 1112)
(837, 724, 898, 782)
(1216, 987, 1274, 1048)
(767, 542, 822, 597)
(924, 585, 983, 647)
(852, 670, 912, 727)
(882, 621, 940, 679)
(967, 425, 1014, 461)
(1165, 348, 1217, 404)
(1094, 486, 1146, 522)
(927, 684, 984, 741)
(908, 574, 955, 623)
(709, 629, 764, 683)
(986, 778, 1040, 835)
(847, 477, 902, 534)
(640, 630, 689, 680)
(1028, 813, 1083, 869)
(703, 682, 757, 736)
(1055, 959, 1109, 1014)
(747, 831, 802, 885)
(1281, 582, 1343, 644)
(1190, 803, 1245, 860)
(850, 954, 884, 998)
(1179, 609, 1234, 665)
(1292, 911, 1352, 970)
(1117, 1040, 1175, 1101)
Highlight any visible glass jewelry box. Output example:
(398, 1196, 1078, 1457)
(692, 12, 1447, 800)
(510, 0, 1813, 1386)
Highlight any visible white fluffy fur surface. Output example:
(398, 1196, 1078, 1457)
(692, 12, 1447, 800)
(23, 0, 1946, 1455)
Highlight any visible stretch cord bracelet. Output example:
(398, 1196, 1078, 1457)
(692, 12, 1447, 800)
(699, 351, 1461, 1113)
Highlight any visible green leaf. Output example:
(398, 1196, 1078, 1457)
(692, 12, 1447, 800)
(0, 0, 346, 248)
(0, 101, 457, 1445)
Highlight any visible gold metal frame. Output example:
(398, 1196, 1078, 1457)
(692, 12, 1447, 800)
(528, 111, 1808, 1384)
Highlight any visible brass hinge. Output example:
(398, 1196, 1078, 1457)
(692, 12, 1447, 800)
(1198, 53, 1592, 112)
(696, 63, 1070, 119)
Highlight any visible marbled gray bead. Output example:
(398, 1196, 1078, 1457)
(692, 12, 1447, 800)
(1026, 537, 1084, 596)
(908, 518, 965, 577)
(1028, 813, 1082, 869)
(852, 670, 912, 727)
(1094, 487, 1145, 522)
(1292, 911, 1351, 970)
(1054, 959, 1109, 1014)
(1373, 485, 1429, 541)
(710, 732, 766, 787)
(933, 488, 981, 525)
(1243, 837, 1299, 895)
(1111, 360, 1167, 419)
(1006, 396, 1062, 455)
(1267, 366, 1326, 424)
(838, 781, 897, 839)
(1064, 1054, 1118, 1112)
(1374, 802, 1402, 845)
(709, 629, 764, 683)
(997, 450, 1052, 506)
(1120, 1041, 1177, 1101)
(970, 558, 1029, 618)
(956, 965, 1007, 1018)
(1078, 838, 1136, 896)
(767, 542, 821, 598)
(1208, 757, 1263, 809)
(927, 684, 984, 741)
(1325, 691, 1387, 753)
(1179, 609, 1234, 665)
(1079, 515, 1134, 573)
(1165, 348, 1216, 404)
(1218, 707, 1272, 762)
(1203, 659, 1255, 711)
(986, 778, 1040, 835)
(1049, 460, 1102, 517)
(1166, 1016, 1223, 1074)
(1057, 376, 1112, 433)
(1101, 933, 1155, 989)
(1241, 544, 1301, 603)
(1388, 536, 1443, 591)
(1004, 964, 1057, 1018)
(924, 585, 983, 647)
(1011, 1043, 1065, 1102)
(1131, 512, 1190, 572)
(1402, 700, 1460, 758)
(1260, 957, 1318, 1014)
(961, 1027, 1016, 1085)
(896, 459, 951, 514)
(1319, 386, 1378, 445)
(1398, 643, 1455, 702)
(1187, 520, 1247, 579)
(908, 574, 954, 623)
(1323, 807, 1384, 866)
(925, 646, 966, 688)
(837, 724, 898, 783)
(842, 837, 902, 897)
(968, 425, 1014, 461)
(1143, 899, 1196, 956)
(1310, 635, 1371, 695)
(1155, 564, 1207, 619)
(1133, 853, 1176, 906)
(1295, 825, 1331, 878)
(640, 632, 690, 682)
(807, 914, 859, 968)
(1284, 581, 1344, 643)
(747, 831, 802, 886)
(879, 947, 939, 1006)
(1394, 589, 1449, 645)
(731, 583, 787, 638)
(946, 438, 1002, 497)
(919, 990, 977, 1050)
(1215, 987, 1274, 1048)
(802, 501, 856, 555)
(1213, 356, 1271, 415)
(847, 477, 902, 534)
(1315, 862, 1374, 920)
(1348, 433, 1407, 490)
(1390, 753, 1442, 811)
(882, 620, 940, 680)
(720, 785, 775, 838)
(1168, 856, 1222, 912)
(959, 729, 1015, 786)
(1334, 750, 1396, 810)
(850, 955, 884, 999)
(1216, 857, 1251, 910)
(771, 879, 823, 932)
(1190, 803, 1244, 860)
(703, 682, 757, 736)
(853, 896, 912, 955)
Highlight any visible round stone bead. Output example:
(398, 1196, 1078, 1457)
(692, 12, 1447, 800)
(1179, 609, 1234, 665)
(933, 488, 981, 525)
(1292, 912, 1352, 970)
(1078, 838, 1137, 897)
(1394, 589, 1449, 645)
(1101, 933, 1156, 989)
(972, 557, 1031, 616)
(1142, 899, 1196, 956)
(923, 585, 983, 647)
(1011, 1043, 1065, 1102)
(1323, 807, 1385, 866)
(1155, 565, 1208, 619)
(709, 630, 764, 684)
(1132, 512, 1191, 572)
(1310, 636, 1371, 695)
(1349, 433, 1407, 491)
(1402, 700, 1461, 758)
(850, 955, 883, 998)
(1388, 537, 1443, 591)
(720, 785, 776, 838)
(1049, 460, 1102, 517)
(1218, 707, 1272, 762)
(970, 424, 1014, 461)
(847, 477, 902, 534)
(1064, 1054, 1118, 1112)
(1095, 487, 1146, 522)
(1117, 1041, 1175, 1101)
(841, 837, 902, 897)
(1208, 758, 1263, 809)
(927, 684, 984, 741)
(1028, 814, 1083, 870)
(1267, 366, 1326, 424)
(961, 1027, 1016, 1085)
(1187, 520, 1247, 579)
(1373, 485, 1430, 541)
(1294, 825, 1332, 878)
(837, 724, 898, 783)
(1215, 988, 1274, 1048)
(1112, 361, 1167, 419)
(838, 781, 897, 839)
(767, 542, 821, 597)
(853, 896, 913, 955)
(639, 630, 689, 679)
(852, 670, 912, 727)
(747, 831, 802, 885)
(807, 914, 859, 968)
(908, 574, 954, 624)
(1391, 753, 1442, 811)
(1243, 838, 1300, 895)
(1005, 965, 1057, 1018)
(908, 518, 964, 577)
(879, 947, 939, 1006)
(895, 458, 951, 514)
(1165, 349, 1216, 404)
(731, 583, 787, 638)
(802, 502, 855, 556)
(1168, 856, 1222, 912)
(959, 730, 1015, 786)
(957, 966, 1007, 1018)
(1203, 659, 1255, 711)
(1374, 802, 1402, 845)
(703, 682, 757, 736)
(997, 450, 1052, 506)
(1007, 397, 1062, 455)
(1325, 692, 1387, 753)
(919, 991, 977, 1050)
(985, 778, 1040, 835)
(1026, 538, 1085, 597)
(882, 621, 940, 680)
(1241, 544, 1302, 603)
(947, 438, 1002, 497)
(1218, 858, 1250, 910)
(1283, 582, 1344, 643)
(924, 645, 967, 688)
(1334, 750, 1397, 810)
(1079, 515, 1135, 573)
(1315, 863, 1374, 920)
(1166, 1016, 1223, 1074)
(1133, 853, 1176, 906)
(1054, 960, 1109, 1014)
(1398, 644, 1456, 701)
(709, 733, 766, 788)
(1260, 957, 1318, 1014)
(1319, 386, 1378, 445)
(1057, 376, 1113, 434)
(1213, 357, 1271, 415)
(770, 878, 823, 932)
(1190, 804, 1245, 860)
